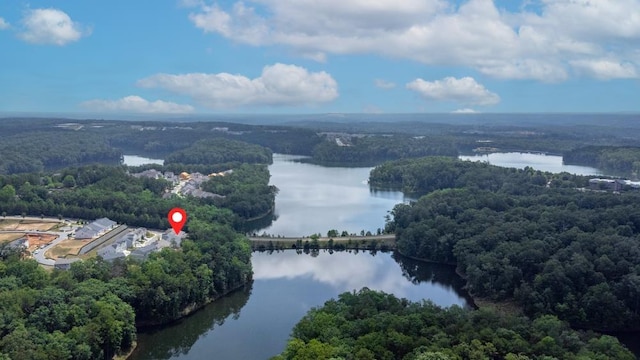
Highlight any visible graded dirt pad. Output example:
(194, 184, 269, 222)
(0, 219, 60, 231)
(13, 220, 59, 231)
(0, 233, 25, 244)
(45, 238, 90, 258)
(26, 234, 58, 253)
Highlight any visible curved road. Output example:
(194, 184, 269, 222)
(1, 216, 77, 266)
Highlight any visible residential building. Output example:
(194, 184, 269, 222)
(162, 230, 186, 248)
(54, 258, 80, 270)
(130, 242, 159, 261)
(75, 218, 117, 239)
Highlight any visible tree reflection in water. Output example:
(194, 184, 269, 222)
(129, 284, 252, 359)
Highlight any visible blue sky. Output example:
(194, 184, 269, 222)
(1, 0, 639, 115)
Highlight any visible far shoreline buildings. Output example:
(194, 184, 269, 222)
(132, 169, 231, 199)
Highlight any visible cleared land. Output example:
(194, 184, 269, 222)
(0, 219, 60, 231)
(0, 233, 24, 244)
(45, 238, 91, 259)
(26, 234, 58, 253)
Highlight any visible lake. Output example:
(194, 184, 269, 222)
(122, 154, 164, 166)
(128, 152, 636, 359)
(459, 152, 602, 175)
(253, 154, 414, 237)
(129, 252, 471, 360)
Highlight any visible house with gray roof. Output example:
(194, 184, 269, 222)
(130, 242, 159, 261)
(54, 258, 80, 270)
(75, 218, 117, 239)
(162, 230, 186, 248)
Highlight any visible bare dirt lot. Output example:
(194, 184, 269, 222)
(26, 234, 58, 253)
(0, 219, 60, 231)
(45, 238, 90, 258)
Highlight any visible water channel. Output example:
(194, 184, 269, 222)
(126, 152, 637, 359)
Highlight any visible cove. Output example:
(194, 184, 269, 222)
(252, 154, 414, 237)
(129, 251, 471, 359)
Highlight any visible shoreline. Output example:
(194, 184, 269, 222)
(126, 282, 251, 359)
(400, 251, 640, 334)
(134, 280, 251, 329)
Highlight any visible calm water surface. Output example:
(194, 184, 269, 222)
(459, 152, 602, 175)
(130, 252, 471, 360)
(122, 154, 164, 166)
(254, 154, 414, 237)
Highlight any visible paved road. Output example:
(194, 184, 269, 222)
(0, 216, 78, 266)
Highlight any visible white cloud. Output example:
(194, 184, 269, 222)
(137, 63, 338, 108)
(375, 79, 396, 89)
(186, 0, 640, 81)
(81, 96, 194, 114)
(19, 8, 89, 45)
(0, 17, 9, 30)
(570, 59, 638, 80)
(406, 77, 500, 106)
(452, 108, 479, 114)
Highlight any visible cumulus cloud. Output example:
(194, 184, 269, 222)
(81, 96, 194, 114)
(137, 63, 338, 108)
(375, 79, 396, 89)
(570, 59, 638, 80)
(186, 0, 640, 81)
(19, 8, 89, 45)
(406, 77, 500, 106)
(0, 17, 9, 30)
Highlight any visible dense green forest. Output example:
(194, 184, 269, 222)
(0, 218, 251, 359)
(164, 138, 273, 166)
(201, 163, 277, 219)
(372, 157, 640, 332)
(274, 289, 633, 360)
(311, 135, 458, 165)
(0, 131, 121, 174)
(0, 162, 255, 359)
(563, 146, 640, 176)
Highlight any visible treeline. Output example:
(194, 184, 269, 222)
(369, 156, 585, 195)
(563, 146, 640, 175)
(0, 118, 321, 175)
(311, 135, 458, 165)
(201, 164, 277, 220)
(0, 131, 121, 174)
(0, 165, 225, 229)
(164, 138, 273, 166)
(0, 254, 136, 359)
(274, 289, 633, 360)
(0, 218, 252, 359)
(106, 123, 321, 157)
(0, 164, 254, 358)
(375, 157, 640, 332)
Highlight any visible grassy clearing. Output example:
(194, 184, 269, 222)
(45, 238, 90, 258)
(0, 233, 24, 244)
(0, 220, 21, 231)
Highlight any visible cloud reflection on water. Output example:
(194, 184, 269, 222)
(252, 251, 469, 307)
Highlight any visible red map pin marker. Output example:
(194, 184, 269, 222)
(168, 207, 187, 234)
